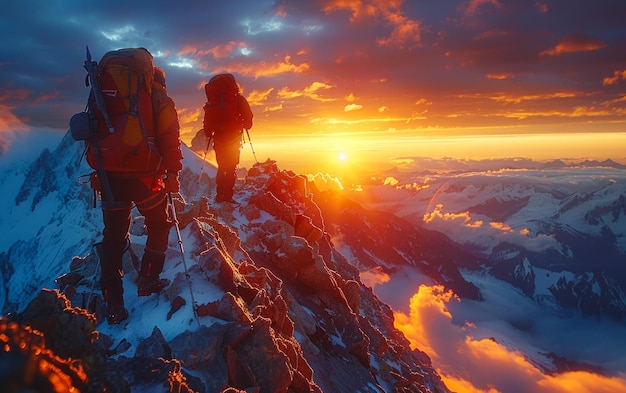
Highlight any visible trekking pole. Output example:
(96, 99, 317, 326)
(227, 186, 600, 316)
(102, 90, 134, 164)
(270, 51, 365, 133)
(86, 250, 101, 313)
(244, 129, 258, 163)
(167, 193, 200, 326)
(197, 130, 213, 184)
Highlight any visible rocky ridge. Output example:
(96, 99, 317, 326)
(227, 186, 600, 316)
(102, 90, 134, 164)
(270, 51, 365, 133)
(3, 156, 449, 393)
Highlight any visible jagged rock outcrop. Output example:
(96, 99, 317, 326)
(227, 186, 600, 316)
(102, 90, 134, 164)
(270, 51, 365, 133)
(5, 289, 199, 393)
(7, 159, 449, 392)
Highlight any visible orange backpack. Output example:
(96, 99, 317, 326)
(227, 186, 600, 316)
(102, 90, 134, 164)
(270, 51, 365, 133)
(86, 48, 162, 175)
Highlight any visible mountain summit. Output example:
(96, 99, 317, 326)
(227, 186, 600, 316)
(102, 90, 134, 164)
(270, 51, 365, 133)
(0, 132, 449, 392)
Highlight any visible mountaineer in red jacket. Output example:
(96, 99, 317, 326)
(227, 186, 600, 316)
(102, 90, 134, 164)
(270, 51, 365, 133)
(98, 65, 183, 324)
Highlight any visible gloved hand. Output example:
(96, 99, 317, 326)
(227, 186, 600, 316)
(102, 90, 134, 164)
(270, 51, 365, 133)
(164, 172, 180, 193)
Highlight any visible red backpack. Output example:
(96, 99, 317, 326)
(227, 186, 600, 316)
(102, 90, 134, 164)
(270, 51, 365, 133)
(203, 73, 243, 136)
(86, 48, 162, 175)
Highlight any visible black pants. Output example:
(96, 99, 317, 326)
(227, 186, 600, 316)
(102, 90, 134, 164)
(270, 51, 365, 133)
(99, 176, 169, 305)
(214, 137, 241, 200)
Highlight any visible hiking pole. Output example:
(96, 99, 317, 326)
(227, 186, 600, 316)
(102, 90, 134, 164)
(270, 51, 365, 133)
(197, 130, 213, 184)
(167, 193, 200, 326)
(86, 247, 102, 313)
(244, 129, 258, 163)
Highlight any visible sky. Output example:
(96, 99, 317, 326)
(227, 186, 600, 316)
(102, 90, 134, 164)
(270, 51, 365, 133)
(2, 0, 626, 175)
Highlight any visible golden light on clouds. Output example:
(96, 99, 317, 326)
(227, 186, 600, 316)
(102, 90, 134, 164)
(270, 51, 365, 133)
(603, 69, 626, 86)
(540, 33, 607, 57)
(359, 266, 391, 288)
(393, 285, 626, 393)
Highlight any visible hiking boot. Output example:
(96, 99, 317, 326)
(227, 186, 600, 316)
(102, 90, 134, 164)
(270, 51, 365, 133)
(215, 195, 237, 204)
(137, 276, 170, 297)
(107, 304, 128, 325)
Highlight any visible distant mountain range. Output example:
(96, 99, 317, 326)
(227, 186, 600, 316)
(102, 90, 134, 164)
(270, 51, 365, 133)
(343, 157, 626, 322)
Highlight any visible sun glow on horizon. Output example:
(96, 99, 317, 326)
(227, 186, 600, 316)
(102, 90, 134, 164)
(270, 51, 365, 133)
(232, 130, 626, 179)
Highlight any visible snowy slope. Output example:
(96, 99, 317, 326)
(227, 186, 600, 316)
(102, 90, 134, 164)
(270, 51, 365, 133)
(0, 131, 215, 314)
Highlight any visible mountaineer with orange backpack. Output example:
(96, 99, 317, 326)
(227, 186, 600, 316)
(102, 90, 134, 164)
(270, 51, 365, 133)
(71, 47, 183, 324)
(202, 73, 253, 203)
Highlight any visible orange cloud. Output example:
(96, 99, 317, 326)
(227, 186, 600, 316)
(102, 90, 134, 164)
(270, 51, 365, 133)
(383, 176, 399, 186)
(483, 91, 580, 104)
(486, 73, 513, 80)
(322, 0, 422, 48)
(209, 55, 310, 78)
(0, 89, 30, 102)
(462, 0, 504, 16)
(344, 103, 363, 112)
(250, 57, 309, 78)
(322, 0, 379, 23)
(359, 266, 391, 288)
(393, 285, 457, 357)
(277, 81, 335, 102)
(399, 182, 431, 192)
(30, 91, 60, 105)
(175, 106, 203, 140)
(263, 103, 283, 112)
(0, 105, 29, 133)
(540, 34, 607, 56)
(394, 285, 626, 393)
(489, 221, 512, 232)
(602, 69, 626, 86)
(247, 88, 274, 106)
(376, 11, 421, 48)
(423, 203, 483, 228)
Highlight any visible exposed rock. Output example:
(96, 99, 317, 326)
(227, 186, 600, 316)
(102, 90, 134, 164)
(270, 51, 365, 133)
(7, 290, 199, 393)
(11, 158, 450, 392)
(0, 317, 88, 392)
(15, 289, 101, 371)
(197, 292, 252, 323)
(135, 326, 172, 359)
